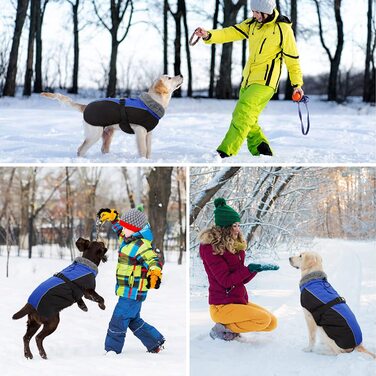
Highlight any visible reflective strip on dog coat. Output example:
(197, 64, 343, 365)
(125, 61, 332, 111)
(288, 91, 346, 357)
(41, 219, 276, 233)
(300, 278, 362, 349)
(83, 96, 163, 134)
(28, 259, 97, 318)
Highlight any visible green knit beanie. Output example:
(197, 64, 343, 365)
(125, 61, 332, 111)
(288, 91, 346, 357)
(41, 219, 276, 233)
(214, 198, 241, 227)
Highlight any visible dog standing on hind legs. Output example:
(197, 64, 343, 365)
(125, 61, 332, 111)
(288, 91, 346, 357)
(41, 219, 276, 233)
(41, 74, 183, 159)
(12, 238, 107, 359)
(289, 252, 375, 359)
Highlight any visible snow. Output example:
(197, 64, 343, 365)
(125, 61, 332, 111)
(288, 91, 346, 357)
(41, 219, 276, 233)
(0, 95, 375, 163)
(190, 239, 376, 376)
(0, 253, 186, 376)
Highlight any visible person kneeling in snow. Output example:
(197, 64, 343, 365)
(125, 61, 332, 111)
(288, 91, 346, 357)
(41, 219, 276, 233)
(97, 207, 165, 354)
(193, 0, 304, 158)
(199, 198, 279, 341)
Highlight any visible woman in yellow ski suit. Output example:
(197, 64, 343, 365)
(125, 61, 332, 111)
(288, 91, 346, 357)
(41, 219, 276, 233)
(195, 0, 304, 157)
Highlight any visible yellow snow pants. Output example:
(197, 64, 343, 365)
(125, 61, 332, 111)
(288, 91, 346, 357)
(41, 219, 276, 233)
(210, 302, 277, 333)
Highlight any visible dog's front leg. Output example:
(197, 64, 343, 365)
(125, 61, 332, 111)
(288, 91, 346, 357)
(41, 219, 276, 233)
(303, 309, 317, 352)
(83, 289, 106, 310)
(131, 124, 148, 158)
(146, 131, 152, 159)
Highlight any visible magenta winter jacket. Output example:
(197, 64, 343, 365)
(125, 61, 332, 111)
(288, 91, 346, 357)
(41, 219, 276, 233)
(199, 243, 257, 305)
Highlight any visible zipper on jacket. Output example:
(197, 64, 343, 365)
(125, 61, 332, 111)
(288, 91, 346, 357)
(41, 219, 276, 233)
(225, 285, 236, 295)
(259, 38, 267, 54)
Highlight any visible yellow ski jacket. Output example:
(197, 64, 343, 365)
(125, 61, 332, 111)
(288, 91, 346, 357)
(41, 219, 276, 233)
(205, 9, 303, 91)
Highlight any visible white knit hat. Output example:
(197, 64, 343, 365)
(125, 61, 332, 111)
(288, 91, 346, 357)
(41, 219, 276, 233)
(251, 0, 276, 14)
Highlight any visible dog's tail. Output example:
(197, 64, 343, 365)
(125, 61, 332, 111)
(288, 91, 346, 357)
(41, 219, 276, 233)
(356, 344, 376, 359)
(41, 92, 86, 113)
(12, 303, 32, 320)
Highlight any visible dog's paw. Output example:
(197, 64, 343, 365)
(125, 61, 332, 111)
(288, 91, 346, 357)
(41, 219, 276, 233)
(99, 302, 106, 310)
(303, 346, 313, 353)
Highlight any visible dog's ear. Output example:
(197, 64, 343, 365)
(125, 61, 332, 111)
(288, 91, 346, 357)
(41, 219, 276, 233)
(76, 237, 90, 253)
(154, 79, 169, 95)
(303, 253, 317, 270)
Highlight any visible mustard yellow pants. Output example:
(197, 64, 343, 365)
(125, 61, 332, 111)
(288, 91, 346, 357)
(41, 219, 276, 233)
(210, 302, 277, 333)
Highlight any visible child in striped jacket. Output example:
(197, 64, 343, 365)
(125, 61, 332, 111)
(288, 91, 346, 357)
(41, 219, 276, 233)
(97, 207, 165, 354)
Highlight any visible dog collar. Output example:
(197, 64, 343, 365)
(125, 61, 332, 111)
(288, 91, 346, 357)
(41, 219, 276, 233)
(74, 257, 98, 274)
(139, 92, 165, 119)
(299, 271, 327, 288)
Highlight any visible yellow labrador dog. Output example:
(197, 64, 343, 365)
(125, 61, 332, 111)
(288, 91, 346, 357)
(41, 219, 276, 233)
(289, 252, 375, 358)
(41, 75, 183, 158)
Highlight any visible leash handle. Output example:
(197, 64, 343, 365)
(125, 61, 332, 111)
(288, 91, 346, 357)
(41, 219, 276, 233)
(189, 28, 201, 46)
(296, 95, 310, 135)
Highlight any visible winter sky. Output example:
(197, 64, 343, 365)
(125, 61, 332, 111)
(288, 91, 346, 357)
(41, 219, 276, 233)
(0, 0, 369, 91)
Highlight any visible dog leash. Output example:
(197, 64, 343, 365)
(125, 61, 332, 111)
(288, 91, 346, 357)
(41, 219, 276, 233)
(293, 95, 310, 135)
(189, 28, 201, 46)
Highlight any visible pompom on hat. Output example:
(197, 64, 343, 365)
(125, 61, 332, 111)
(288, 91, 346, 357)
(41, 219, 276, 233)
(214, 198, 241, 228)
(251, 0, 276, 14)
(119, 208, 148, 232)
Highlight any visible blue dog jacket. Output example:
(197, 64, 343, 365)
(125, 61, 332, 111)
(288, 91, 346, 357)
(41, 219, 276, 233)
(83, 93, 165, 134)
(28, 258, 98, 318)
(300, 272, 362, 349)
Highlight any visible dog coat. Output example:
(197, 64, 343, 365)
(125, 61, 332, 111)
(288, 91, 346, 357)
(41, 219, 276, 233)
(28, 257, 98, 318)
(299, 271, 362, 349)
(83, 92, 165, 134)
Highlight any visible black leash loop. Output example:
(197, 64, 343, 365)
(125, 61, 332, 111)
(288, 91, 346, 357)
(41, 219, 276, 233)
(296, 95, 310, 135)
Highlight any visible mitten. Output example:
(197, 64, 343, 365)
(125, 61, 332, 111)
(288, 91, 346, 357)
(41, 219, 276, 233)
(97, 208, 119, 222)
(146, 269, 162, 289)
(248, 263, 279, 272)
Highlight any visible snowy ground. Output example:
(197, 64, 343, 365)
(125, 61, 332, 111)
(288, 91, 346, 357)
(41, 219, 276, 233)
(0, 252, 186, 376)
(0, 95, 375, 163)
(190, 239, 376, 376)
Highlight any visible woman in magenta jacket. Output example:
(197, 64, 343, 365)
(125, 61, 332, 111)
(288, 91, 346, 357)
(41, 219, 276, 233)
(199, 198, 278, 340)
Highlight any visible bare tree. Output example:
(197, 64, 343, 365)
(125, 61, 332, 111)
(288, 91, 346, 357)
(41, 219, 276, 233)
(93, 0, 134, 97)
(3, 0, 29, 96)
(181, 0, 192, 96)
(121, 167, 136, 208)
(313, 0, 344, 101)
(163, 0, 169, 74)
(284, 0, 297, 100)
(190, 167, 241, 224)
(215, 0, 246, 99)
(23, 0, 38, 96)
(147, 167, 173, 262)
(363, 0, 375, 103)
(209, 0, 220, 98)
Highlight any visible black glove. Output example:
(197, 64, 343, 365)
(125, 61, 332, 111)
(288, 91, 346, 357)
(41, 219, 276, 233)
(248, 263, 279, 272)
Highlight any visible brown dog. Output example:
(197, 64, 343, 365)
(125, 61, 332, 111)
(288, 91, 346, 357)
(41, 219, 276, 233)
(12, 238, 107, 359)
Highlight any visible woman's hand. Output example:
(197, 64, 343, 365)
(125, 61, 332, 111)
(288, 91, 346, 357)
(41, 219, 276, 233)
(292, 87, 304, 101)
(194, 27, 209, 40)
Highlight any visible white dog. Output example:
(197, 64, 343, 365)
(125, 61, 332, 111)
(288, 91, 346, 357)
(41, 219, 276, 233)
(41, 74, 183, 158)
(289, 252, 375, 358)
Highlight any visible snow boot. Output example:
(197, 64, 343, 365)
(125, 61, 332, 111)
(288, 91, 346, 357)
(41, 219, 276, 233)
(217, 150, 230, 159)
(148, 339, 165, 353)
(209, 323, 239, 341)
(257, 142, 273, 156)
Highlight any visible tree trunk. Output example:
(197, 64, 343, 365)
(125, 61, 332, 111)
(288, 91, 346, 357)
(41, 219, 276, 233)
(241, 1, 247, 69)
(172, 3, 182, 97)
(23, 0, 37, 96)
(363, 0, 374, 102)
(3, 0, 29, 97)
(68, 0, 80, 94)
(284, 0, 297, 100)
(209, 0, 220, 98)
(181, 0, 192, 96)
(216, 0, 246, 99)
(147, 167, 173, 262)
(190, 167, 241, 224)
(107, 37, 119, 97)
(163, 0, 168, 74)
(33, 0, 46, 93)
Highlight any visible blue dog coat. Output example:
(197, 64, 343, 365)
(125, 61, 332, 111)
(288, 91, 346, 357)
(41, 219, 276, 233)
(300, 272, 362, 349)
(28, 257, 98, 318)
(83, 93, 165, 134)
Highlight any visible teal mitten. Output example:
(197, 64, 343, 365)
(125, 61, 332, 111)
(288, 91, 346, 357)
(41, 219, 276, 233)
(247, 263, 279, 272)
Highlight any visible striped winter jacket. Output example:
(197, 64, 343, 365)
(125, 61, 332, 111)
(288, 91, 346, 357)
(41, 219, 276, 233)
(204, 9, 303, 91)
(112, 222, 163, 301)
